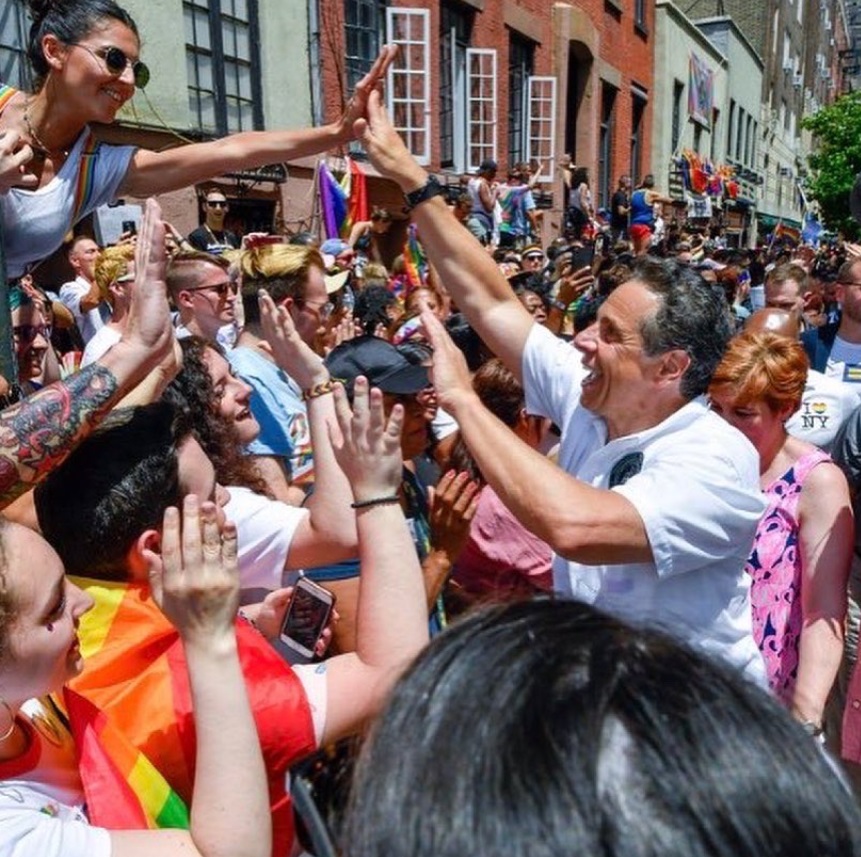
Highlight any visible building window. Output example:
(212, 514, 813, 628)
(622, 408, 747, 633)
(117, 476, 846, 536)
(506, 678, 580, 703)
(631, 94, 646, 185)
(745, 114, 753, 165)
(466, 49, 497, 172)
(345, 0, 388, 91)
(0, 0, 31, 90)
(726, 99, 735, 160)
(693, 123, 702, 154)
(671, 80, 684, 152)
(439, 1, 473, 170)
(184, 0, 262, 135)
(387, 8, 431, 164)
(710, 107, 720, 161)
(598, 83, 616, 210)
(634, 0, 646, 30)
(508, 32, 534, 167)
(526, 76, 557, 181)
(735, 106, 744, 161)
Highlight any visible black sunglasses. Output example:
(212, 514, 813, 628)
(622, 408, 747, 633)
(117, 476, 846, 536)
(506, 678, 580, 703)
(207, 200, 228, 209)
(71, 43, 150, 89)
(184, 280, 238, 299)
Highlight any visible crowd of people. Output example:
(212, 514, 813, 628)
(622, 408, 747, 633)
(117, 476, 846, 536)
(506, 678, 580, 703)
(2, 1, 861, 855)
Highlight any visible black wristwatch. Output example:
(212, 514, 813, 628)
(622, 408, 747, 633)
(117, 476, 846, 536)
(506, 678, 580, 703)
(404, 175, 446, 211)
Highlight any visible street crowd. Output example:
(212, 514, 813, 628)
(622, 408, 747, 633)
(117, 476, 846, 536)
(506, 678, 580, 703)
(2, 1, 861, 856)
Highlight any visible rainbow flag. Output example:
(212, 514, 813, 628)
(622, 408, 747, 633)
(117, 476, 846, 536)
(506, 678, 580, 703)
(403, 223, 428, 291)
(64, 687, 189, 829)
(318, 158, 368, 240)
(66, 577, 318, 855)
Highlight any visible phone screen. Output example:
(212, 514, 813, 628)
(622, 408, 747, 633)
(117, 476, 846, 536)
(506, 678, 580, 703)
(570, 245, 595, 271)
(280, 584, 333, 652)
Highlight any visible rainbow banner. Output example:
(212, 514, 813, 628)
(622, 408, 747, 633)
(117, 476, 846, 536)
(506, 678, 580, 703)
(66, 577, 318, 855)
(318, 158, 368, 240)
(403, 223, 428, 291)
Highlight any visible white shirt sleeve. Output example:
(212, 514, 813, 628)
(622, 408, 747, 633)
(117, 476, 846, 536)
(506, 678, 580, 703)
(522, 323, 585, 428)
(0, 790, 111, 857)
(226, 487, 309, 590)
(58, 280, 87, 316)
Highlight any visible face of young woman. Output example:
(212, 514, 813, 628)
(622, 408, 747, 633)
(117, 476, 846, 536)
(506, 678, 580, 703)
(708, 390, 788, 457)
(202, 348, 261, 445)
(0, 524, 92, 704)
(54, 19, 141, 125)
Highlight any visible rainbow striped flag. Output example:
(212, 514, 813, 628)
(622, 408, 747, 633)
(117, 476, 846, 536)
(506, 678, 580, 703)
(318, 158, 368, 240)
(66, 577, 318, 855)
(403, 223, 428, 291)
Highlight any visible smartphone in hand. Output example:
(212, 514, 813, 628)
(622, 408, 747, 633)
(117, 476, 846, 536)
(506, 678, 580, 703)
(279, 577, 335, 662)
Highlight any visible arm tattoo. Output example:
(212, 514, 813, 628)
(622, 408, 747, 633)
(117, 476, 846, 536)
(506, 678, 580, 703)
(0, 363, 119, 507)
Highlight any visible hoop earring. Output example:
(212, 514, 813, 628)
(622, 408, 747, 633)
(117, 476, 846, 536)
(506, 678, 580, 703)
(0, 699, 15, 742)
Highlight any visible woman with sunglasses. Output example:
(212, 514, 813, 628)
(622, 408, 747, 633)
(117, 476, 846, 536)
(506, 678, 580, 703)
(0, 0, 394, 281)
(8, 283, 58, 396)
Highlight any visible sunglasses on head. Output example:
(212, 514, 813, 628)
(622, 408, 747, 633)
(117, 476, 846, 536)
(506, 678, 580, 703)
(71, 43, 150, 89)
(12, 324, 52, 345)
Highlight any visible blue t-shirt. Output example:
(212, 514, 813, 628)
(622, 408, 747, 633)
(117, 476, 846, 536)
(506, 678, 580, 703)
(228, 346, 314, 485)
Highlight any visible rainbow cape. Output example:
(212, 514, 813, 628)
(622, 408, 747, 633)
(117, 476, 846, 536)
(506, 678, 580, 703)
(66, 577, 318, 856)
(318, 157, 368, 240)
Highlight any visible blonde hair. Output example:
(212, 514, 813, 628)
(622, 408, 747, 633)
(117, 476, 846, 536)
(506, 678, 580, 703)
(94, 244, 135, 301)
(237, 244, 325, 324)
(708, 331, 808, 416)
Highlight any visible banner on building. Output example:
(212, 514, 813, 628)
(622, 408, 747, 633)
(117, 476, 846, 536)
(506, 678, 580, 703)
(688, 53, 714, 127)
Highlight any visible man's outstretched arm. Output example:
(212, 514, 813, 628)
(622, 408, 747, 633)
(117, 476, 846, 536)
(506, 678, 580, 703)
(355, 90, 534, 381)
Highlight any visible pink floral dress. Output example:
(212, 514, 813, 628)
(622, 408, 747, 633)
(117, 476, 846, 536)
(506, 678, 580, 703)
(745, 448, 831, 704)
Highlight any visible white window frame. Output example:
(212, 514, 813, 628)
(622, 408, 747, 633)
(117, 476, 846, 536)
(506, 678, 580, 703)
(526, 75, 557, 182)
(465, 47, 497, 173)
(386, 8, 431, 166)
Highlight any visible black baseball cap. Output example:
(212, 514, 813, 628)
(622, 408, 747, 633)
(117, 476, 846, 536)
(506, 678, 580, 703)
(325, 336, 429, 397)
(478, 159, 498, 173)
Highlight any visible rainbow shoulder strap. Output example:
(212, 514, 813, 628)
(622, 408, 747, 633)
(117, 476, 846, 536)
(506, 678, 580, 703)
(0, 82, 99, 223)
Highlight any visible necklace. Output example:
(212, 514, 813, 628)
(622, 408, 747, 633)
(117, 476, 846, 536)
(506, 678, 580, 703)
(23, 98, 70, 160)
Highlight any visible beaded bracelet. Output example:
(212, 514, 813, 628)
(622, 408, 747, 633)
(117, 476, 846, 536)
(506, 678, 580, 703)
(302, 379, 337, 401)
(350, 495, 400, 510)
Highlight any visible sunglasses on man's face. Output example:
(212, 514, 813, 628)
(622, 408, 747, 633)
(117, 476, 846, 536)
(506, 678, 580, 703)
(207, 200, 228, 209)
(12, 324, 52, 345)
(71, 43, 150, 89)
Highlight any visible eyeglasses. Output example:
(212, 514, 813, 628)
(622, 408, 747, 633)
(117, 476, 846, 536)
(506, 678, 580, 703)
(184, 280, 238, 299)
(70, 43, 150, 89)
(298, 299, 334, 321)
(207, 200, 228, 209)
(12, 324, 52, 344)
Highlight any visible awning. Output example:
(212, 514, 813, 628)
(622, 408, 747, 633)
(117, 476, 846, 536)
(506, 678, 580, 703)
(756, 212, 802, 230)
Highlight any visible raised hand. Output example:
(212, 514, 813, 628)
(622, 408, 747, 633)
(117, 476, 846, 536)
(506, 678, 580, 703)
(337, 45, 397, 143)
(123, 197, 174, 365)
(329, 377, 403, 502)
(419, 308, 475, 411)
(258, 288, 329, 389)
(353, 88, 426, 191)
(144, 495, 239, 647)
(428, 470, 479, 560)
(0, 129, 37, 192)
(250, 586, 336, 657)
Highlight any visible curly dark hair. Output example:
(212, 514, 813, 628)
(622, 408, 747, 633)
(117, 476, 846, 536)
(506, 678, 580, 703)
(162, 337, 271, 497)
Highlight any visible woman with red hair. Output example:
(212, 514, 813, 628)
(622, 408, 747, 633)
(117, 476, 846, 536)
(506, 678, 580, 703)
(709, 331, 852, 738)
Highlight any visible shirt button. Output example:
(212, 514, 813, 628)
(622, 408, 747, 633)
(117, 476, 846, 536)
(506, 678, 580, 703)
(853, 700, 861, 709)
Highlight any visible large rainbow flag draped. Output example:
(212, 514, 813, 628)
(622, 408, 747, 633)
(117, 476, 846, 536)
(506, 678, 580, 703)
(318, 157, 369, 240)
(65, 577, 318, 856)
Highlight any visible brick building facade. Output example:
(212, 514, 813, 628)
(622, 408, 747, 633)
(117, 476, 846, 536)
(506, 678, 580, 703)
(303, 0, 656, 237)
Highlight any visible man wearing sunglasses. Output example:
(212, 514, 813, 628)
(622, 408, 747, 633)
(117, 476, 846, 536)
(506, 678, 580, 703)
(167, 251, 240, 351)
(187, 189, 241, 256)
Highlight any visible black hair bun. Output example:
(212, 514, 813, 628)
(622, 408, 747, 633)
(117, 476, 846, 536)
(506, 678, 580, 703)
(27, 0, 60, 25)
